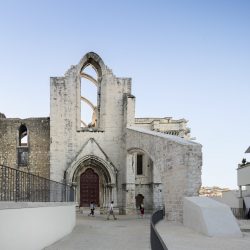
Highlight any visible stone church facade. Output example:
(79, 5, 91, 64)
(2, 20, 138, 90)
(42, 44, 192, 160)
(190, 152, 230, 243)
(0, 52, 202, 221)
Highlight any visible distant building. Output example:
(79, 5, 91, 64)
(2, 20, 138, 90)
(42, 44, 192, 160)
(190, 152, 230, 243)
(237, 148, 250, 217)
(205, 149, 250, 219)
(199, 186, 230, 197)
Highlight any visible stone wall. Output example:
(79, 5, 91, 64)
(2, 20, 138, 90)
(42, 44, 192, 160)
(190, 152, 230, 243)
(50, 52, 132, 209)
(126, 127, 202, 222)
(0, 116, 50, 178)
(0, 52, 202, 218)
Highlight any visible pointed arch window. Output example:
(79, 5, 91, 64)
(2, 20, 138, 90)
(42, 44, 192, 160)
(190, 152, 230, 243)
(18, 124, 28, 166)
(136, 154, 143, 175)
(80, 63, 99, 128)
(80, 63, 100, 129)
(19, 124, 28, 146)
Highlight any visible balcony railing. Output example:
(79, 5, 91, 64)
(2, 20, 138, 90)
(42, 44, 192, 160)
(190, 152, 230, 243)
(0, 164, 74, 202)
(231, 207, 247, 219)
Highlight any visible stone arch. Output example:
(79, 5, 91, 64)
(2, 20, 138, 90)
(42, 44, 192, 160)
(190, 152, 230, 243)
(17, 124, 29, 166)
(77, 52, 106, 79)
(127, 147, 153, 178)
(66, 155, 116, 185)
(135, 194, 144, 208)
(127, 146, 161, 183)
(127, 147, 154, 162)
(66, 155, 117, 208)
(78, 52, 105, 129)
(127, 147, 163, 211)
(18, 124, 28, 147)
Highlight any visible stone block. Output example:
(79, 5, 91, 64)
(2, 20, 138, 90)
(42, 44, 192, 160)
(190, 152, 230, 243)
(183, 197, 242, 237)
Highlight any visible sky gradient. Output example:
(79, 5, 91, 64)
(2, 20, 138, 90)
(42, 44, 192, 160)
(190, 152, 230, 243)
(0, 0, 249, 188)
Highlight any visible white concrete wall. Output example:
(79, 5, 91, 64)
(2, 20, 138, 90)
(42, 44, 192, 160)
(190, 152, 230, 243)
(212, 190, 242, 208)
(237, 163, 250, 186)
(183, 197, 242, 237)
(0, 203, 75, 250)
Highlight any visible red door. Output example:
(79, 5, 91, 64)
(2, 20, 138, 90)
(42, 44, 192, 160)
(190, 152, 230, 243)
(80, 168, 99, 207)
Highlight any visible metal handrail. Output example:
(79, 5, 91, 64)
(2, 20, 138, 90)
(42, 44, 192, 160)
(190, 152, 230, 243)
(0, 164, 74, 202)
(150, 209, 168, 250)
(231, 207, 247, 219)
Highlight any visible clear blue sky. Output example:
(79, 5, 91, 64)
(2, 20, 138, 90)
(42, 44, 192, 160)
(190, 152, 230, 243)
(0, 0, 249, 189)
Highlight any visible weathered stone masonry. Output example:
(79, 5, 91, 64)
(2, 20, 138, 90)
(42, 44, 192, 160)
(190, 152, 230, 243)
(126, 127, 202, 221)
(0, 52, 202, 221)
(0, 116, 50, 178)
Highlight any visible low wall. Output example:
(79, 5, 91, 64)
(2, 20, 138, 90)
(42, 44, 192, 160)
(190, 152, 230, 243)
(183, 197, 242, 237)
(0, 202, 76, 250)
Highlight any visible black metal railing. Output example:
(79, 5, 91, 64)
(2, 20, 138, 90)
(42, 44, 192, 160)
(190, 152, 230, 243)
(150, 209, 168, 250)
(0, 164, 74, 202)
(231, 208, 247, 219)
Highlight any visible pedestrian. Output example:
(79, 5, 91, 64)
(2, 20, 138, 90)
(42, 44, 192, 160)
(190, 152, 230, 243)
(107, 201, 117, 220)
(88, 201, 95, 216)
(140, 204, 144, 218)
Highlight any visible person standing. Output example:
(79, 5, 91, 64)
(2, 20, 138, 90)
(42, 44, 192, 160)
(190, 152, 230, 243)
(88, 201, 95, 216)
(107, 201, 117, 220)
(140, 204, 144, 218)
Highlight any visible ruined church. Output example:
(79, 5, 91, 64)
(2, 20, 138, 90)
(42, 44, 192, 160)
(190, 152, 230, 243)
(0, 52, 202, 221)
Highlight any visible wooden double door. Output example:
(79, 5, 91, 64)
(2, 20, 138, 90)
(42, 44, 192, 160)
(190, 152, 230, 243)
(80, 168, 99, 207)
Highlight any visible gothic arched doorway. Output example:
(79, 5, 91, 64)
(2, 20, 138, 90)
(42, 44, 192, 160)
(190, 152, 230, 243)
(80, 168, 99, 207)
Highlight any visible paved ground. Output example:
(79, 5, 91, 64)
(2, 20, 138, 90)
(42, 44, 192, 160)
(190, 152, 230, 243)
(44, 212, 150, 250)
(44, 210, 250, 250)
(156, 219, 250, 250)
